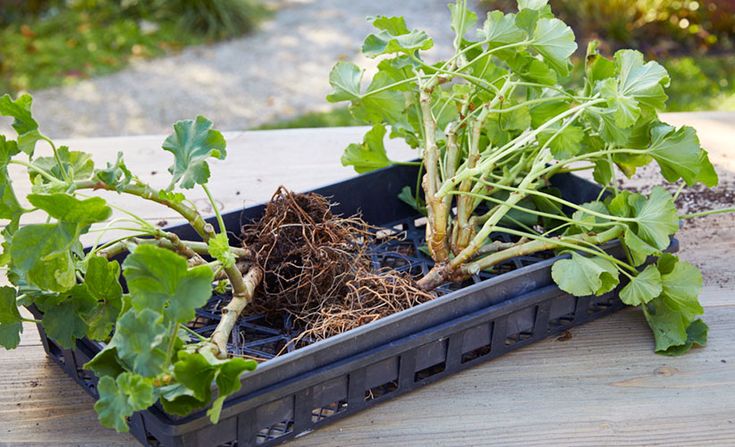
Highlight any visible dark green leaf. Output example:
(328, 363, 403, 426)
(122, 245, 214, 323)
(647, 124, 710, 186)
(0, 286, 22, 349)
(162, 116, 226, 189)
(28, 194, 112, 228)
(660, 319, 708, 356)
(84, 257, 123, 340)
(84, 345, 126, 378)
(37, 285, 97, 348)
(111, 308, 168, 377)
(9, 223, 77, 292)
(95, 373, 155, 432)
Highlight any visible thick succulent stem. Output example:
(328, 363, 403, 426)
(210, 267, 263, 358)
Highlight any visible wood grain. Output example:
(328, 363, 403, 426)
(1, 114, 734, 446)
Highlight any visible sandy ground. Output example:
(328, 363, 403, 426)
(0, 0, 459, 138)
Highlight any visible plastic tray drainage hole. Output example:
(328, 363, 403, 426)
(505, 331, 533, 346)
(256, 420, 294, 445)
(414, 362, 446, 382)
(364, 380, 398, 401)
(145, 434, 162, 446)
(461, 344, 492, 364)
(312, 400, 348, 422)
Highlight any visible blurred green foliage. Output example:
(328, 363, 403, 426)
(0, 0, 267, 93)
(254, 108, 361, 130)
(479, 0, 734, 55)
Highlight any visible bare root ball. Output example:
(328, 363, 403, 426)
(242, 187, 433, 341)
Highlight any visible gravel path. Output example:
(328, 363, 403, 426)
(2, 0, 462, 138)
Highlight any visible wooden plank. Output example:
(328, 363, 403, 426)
(0, 113, 734, 445)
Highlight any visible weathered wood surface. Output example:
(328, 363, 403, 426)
(1, 112, 734, 446)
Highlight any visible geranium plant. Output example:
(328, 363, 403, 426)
(328, 0, 720, 355)
(0, 0, 730, 436)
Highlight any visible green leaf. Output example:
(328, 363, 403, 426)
(647, 124, 709, 186)
(95, 373, 156, 433)
(551, 252, 620, 297)
(619, 264, 662, 306)
(623, 226, 659, 266)
(111, 308, 168, 377)
(159, 383, 207, 416)
(593, 159, 613, 185)
(398, 186, 425, 214)
(36, 285, 97, 348)
(95, 152, 133, 192)
(644, 295, 689, 352)
(615, 50, 670, 111)
(659, 255, 703, 321)
(84, 345, 126, 378)
(0, 136, 23, 232)
(162, 116, 226, 190)
(84, 257, 123, 340)
(173, 351, 217, 402)
(341, 125, 392, 174)
(539, 124, 584, 160)
(629, 187, 679, 250)
(31, 146, 94, 186)
(208, 233, 236, 269)
(351, 70, 407, 125)
(643, 255, 705, 353)
(448, 1, 478, 41)
(28, 194, 112, 228)
(122, 245, 214, 323)
(362, 16, 433, 58)
(518, 0, 548, 10)
(207, 356, 256, 423)
(0, 94, 41, 155)
(9, 223, 77, 292)
(584, 41, 615, 89)
(570, 201, 609, 232)
(660, 319, 708, 356)
(695, 150, 718, 187)
(599, 78, 640, 128)
(480, 11, 525, 46)
(0, 286, 22, 349)
(326, 62, 362, 102)
(530, 18, 576, 76)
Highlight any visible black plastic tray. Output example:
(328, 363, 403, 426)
(34, 165, 635, 447)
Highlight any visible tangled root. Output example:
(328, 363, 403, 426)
(242, 187, 434, 341)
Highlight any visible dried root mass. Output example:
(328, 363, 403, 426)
(242, 187, 433, 341)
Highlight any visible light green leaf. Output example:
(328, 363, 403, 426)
(208, 233, 236, 269)
(0, 136, 23, 231)
(95, 152, 133, 192)
(619, 264, 662, 306)
(647, 124, 710, 186)
(122, 245, 214, 323)
(531, 18, 576, 76)
(173, 351, 217, 402)
(570, 201, 609, 232)
(623, 226, 659, 266)
(84, 345, 126, 378)
(449, 1, 478, 41)
(351, 70, 407, 125)
(159, 383, 207, 416)
(644, 295, 689, 352)
(341, 124, 392, 174)
(629, 187, 679, 250)
(480, 11, 525, 45)
(326, 62, 362, 102)
(162, 116, 226, 190)
(362, 16, 433, 58)
(659, 255, 703, 321)
(539, 124, 584, 160)
(599, 78, 640, 128)
(551, 252, 620, 297)
(0, 94, 41, 155)
(615, 50, 670, 111)
(111, 308, 168, 377)
(95, 373, 156, 433)
(518, 0, 548, 10)
(31, 146, 94, 185)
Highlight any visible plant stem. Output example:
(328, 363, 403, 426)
(209, 266, 263, 357)
(202, 184, 226, 235)
(681, 207, 735, 219)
